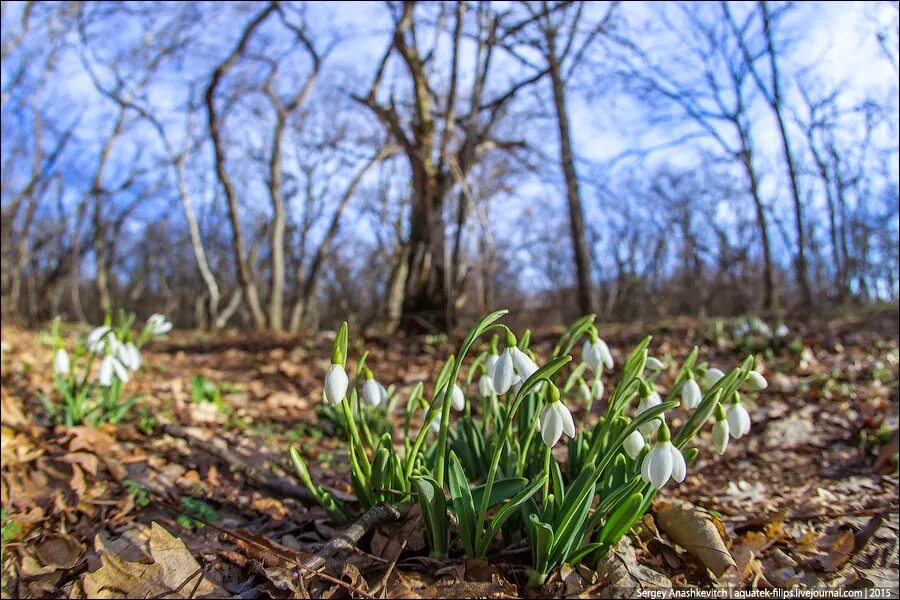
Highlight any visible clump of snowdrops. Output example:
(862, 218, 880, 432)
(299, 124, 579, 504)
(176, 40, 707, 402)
(39, 312, 172, 427)
(290, 310, 767, 587)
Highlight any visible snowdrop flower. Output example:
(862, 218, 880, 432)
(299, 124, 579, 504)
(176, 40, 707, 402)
(53, 348, 70, 378)
(680, 374, 702, 410)
(478, 374, 495, 398)
(450, 383, 466, 411)
(86, 325, 112, 353)
(539, 385, 575, 447)
(640, 422, 686, 490)
(702, 367, 724, 388)
(745, 370, 768, 391)
(118, 342, 141, 371)
(636, 381, 665, 436)
(146, 313, 173, 336)
(775, 323, 789, 338)
(98, 354, 129, 387)
(712, 403, 729, 454)
(492, 331, 538, 395)
(581, 335, 613, 372)
(645, 356, 665, 371)
(591, 379, 604, 402)
(324, 352, 349, 405)
(725, 392, 751, 438)
(578, 381, 591, 403)
(361, 369, 387, 407)
(623, 429, 645, 460)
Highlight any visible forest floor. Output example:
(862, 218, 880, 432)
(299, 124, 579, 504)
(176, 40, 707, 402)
(1, 307, 899, 598)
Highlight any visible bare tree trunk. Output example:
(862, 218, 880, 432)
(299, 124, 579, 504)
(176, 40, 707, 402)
(384, 242, 410, 335)
(547, 52, 593, 316)
(204, 4, 276, 331)
(268, 112, 287, 331)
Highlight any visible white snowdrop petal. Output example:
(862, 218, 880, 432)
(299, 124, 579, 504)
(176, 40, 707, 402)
(646, 445, 673, 490)
(746, 370, 768, 391)
(362, 379, 382, 406)
(540, 404, 563, 447)
(681, 379, 702, 409)
(557, 402, 575, 438)
(451, 384, 465, 411)
(592, 379, 604, 401)
(669, 443, 686, 483)
(99, 356, 114, 387)
(324, 364, 349, 405)
(478, 375, 494, 398)
(54, 349, 70, 377)
(111, 357, 129, 383)
(492, 350, 515, 395)
(703, 368, 725, 388)
(623, 430, 644, 460)
(582, 340, 599, 371)
(512, 348, 538, 379)
(596, 339, 613, 370)
(485, 354, 499, 378)
(712, 420, 729, 454)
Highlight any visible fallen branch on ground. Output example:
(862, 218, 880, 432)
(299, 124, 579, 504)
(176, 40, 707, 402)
(160, 422, 316, 504)
(302, 502, 408, 572)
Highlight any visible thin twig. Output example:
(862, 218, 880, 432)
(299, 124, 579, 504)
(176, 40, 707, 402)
(374, 539, 406, 599)
(302, 502, 408, 572)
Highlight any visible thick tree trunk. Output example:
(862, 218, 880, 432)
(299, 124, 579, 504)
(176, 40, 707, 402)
(402, 179, 448, 332)
(268, 114, 286, 331)
(547, 54, 593, 316)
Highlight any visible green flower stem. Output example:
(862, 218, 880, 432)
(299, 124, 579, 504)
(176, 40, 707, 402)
(541, 444, 552, 512)
(340, 397, 370, 479)
(433, 319, 510, 489)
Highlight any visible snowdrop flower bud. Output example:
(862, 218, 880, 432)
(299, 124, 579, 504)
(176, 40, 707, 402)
(623, 429, 645, 460)
(450, 383, 466, 411)
(361, 369, 383, 407)
(636, 381, 665, 436)
(775, 323, 789, 338)
(680, 374, 702, 410)
(53, 348, 70, 378)
(640, 422, 686, 490)
(725, 392, 751, 438)
(578, 381, 591, 403)
(645, 356, 664, 371)
(478, 374, 494, 398)
(324, 351, 349, 405)
(146, 313, 173, 335)
(702, 367, 724, 388)
(745, 370, 768, 391)
(99, 354, 129, 387)
(712, 403, 729, 454)
(591, 379, 604, 402)
(492, 331, 518, 395)
(539, 385, 575, 447)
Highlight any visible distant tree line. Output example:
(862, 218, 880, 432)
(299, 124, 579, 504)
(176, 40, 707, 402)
(2, 1, 898, 332)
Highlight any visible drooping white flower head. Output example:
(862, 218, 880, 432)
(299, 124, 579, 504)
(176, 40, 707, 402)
(146, 313, 173, 336)
(680, 375, 702, 410)
(98, 354, 129, 387)
(492, 331, 539, 395)
(702, 367, 725, 388)
(539, 385, 575, 447)
(645, 356, 665, 371)
(745, 370, 768, 391)
(324, 362, 349, 405)
(582, 335, 613, 372)
(361, 367, 386, 407)
(478, 374, 495, 398)
(623, 429, 645, 460)
(640, 422, 686, 490)
(591, 379, 604, 402)
(450, 383, 466, 411)
(636, 381, 665, 436)
(712, 403, 730, 454)
(86, 325, 113, 353)
(578, 381, 591, 403)
(53, 348, 70, 378)
(775, 323, 789, 338)
(726, 393, 751, 439)
(118, 342, 141, 371)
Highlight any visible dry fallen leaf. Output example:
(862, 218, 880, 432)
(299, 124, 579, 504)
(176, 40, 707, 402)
(82, 522, 224, 599)
(656, 503, 736, 577)
(596, 535, 672, 597)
